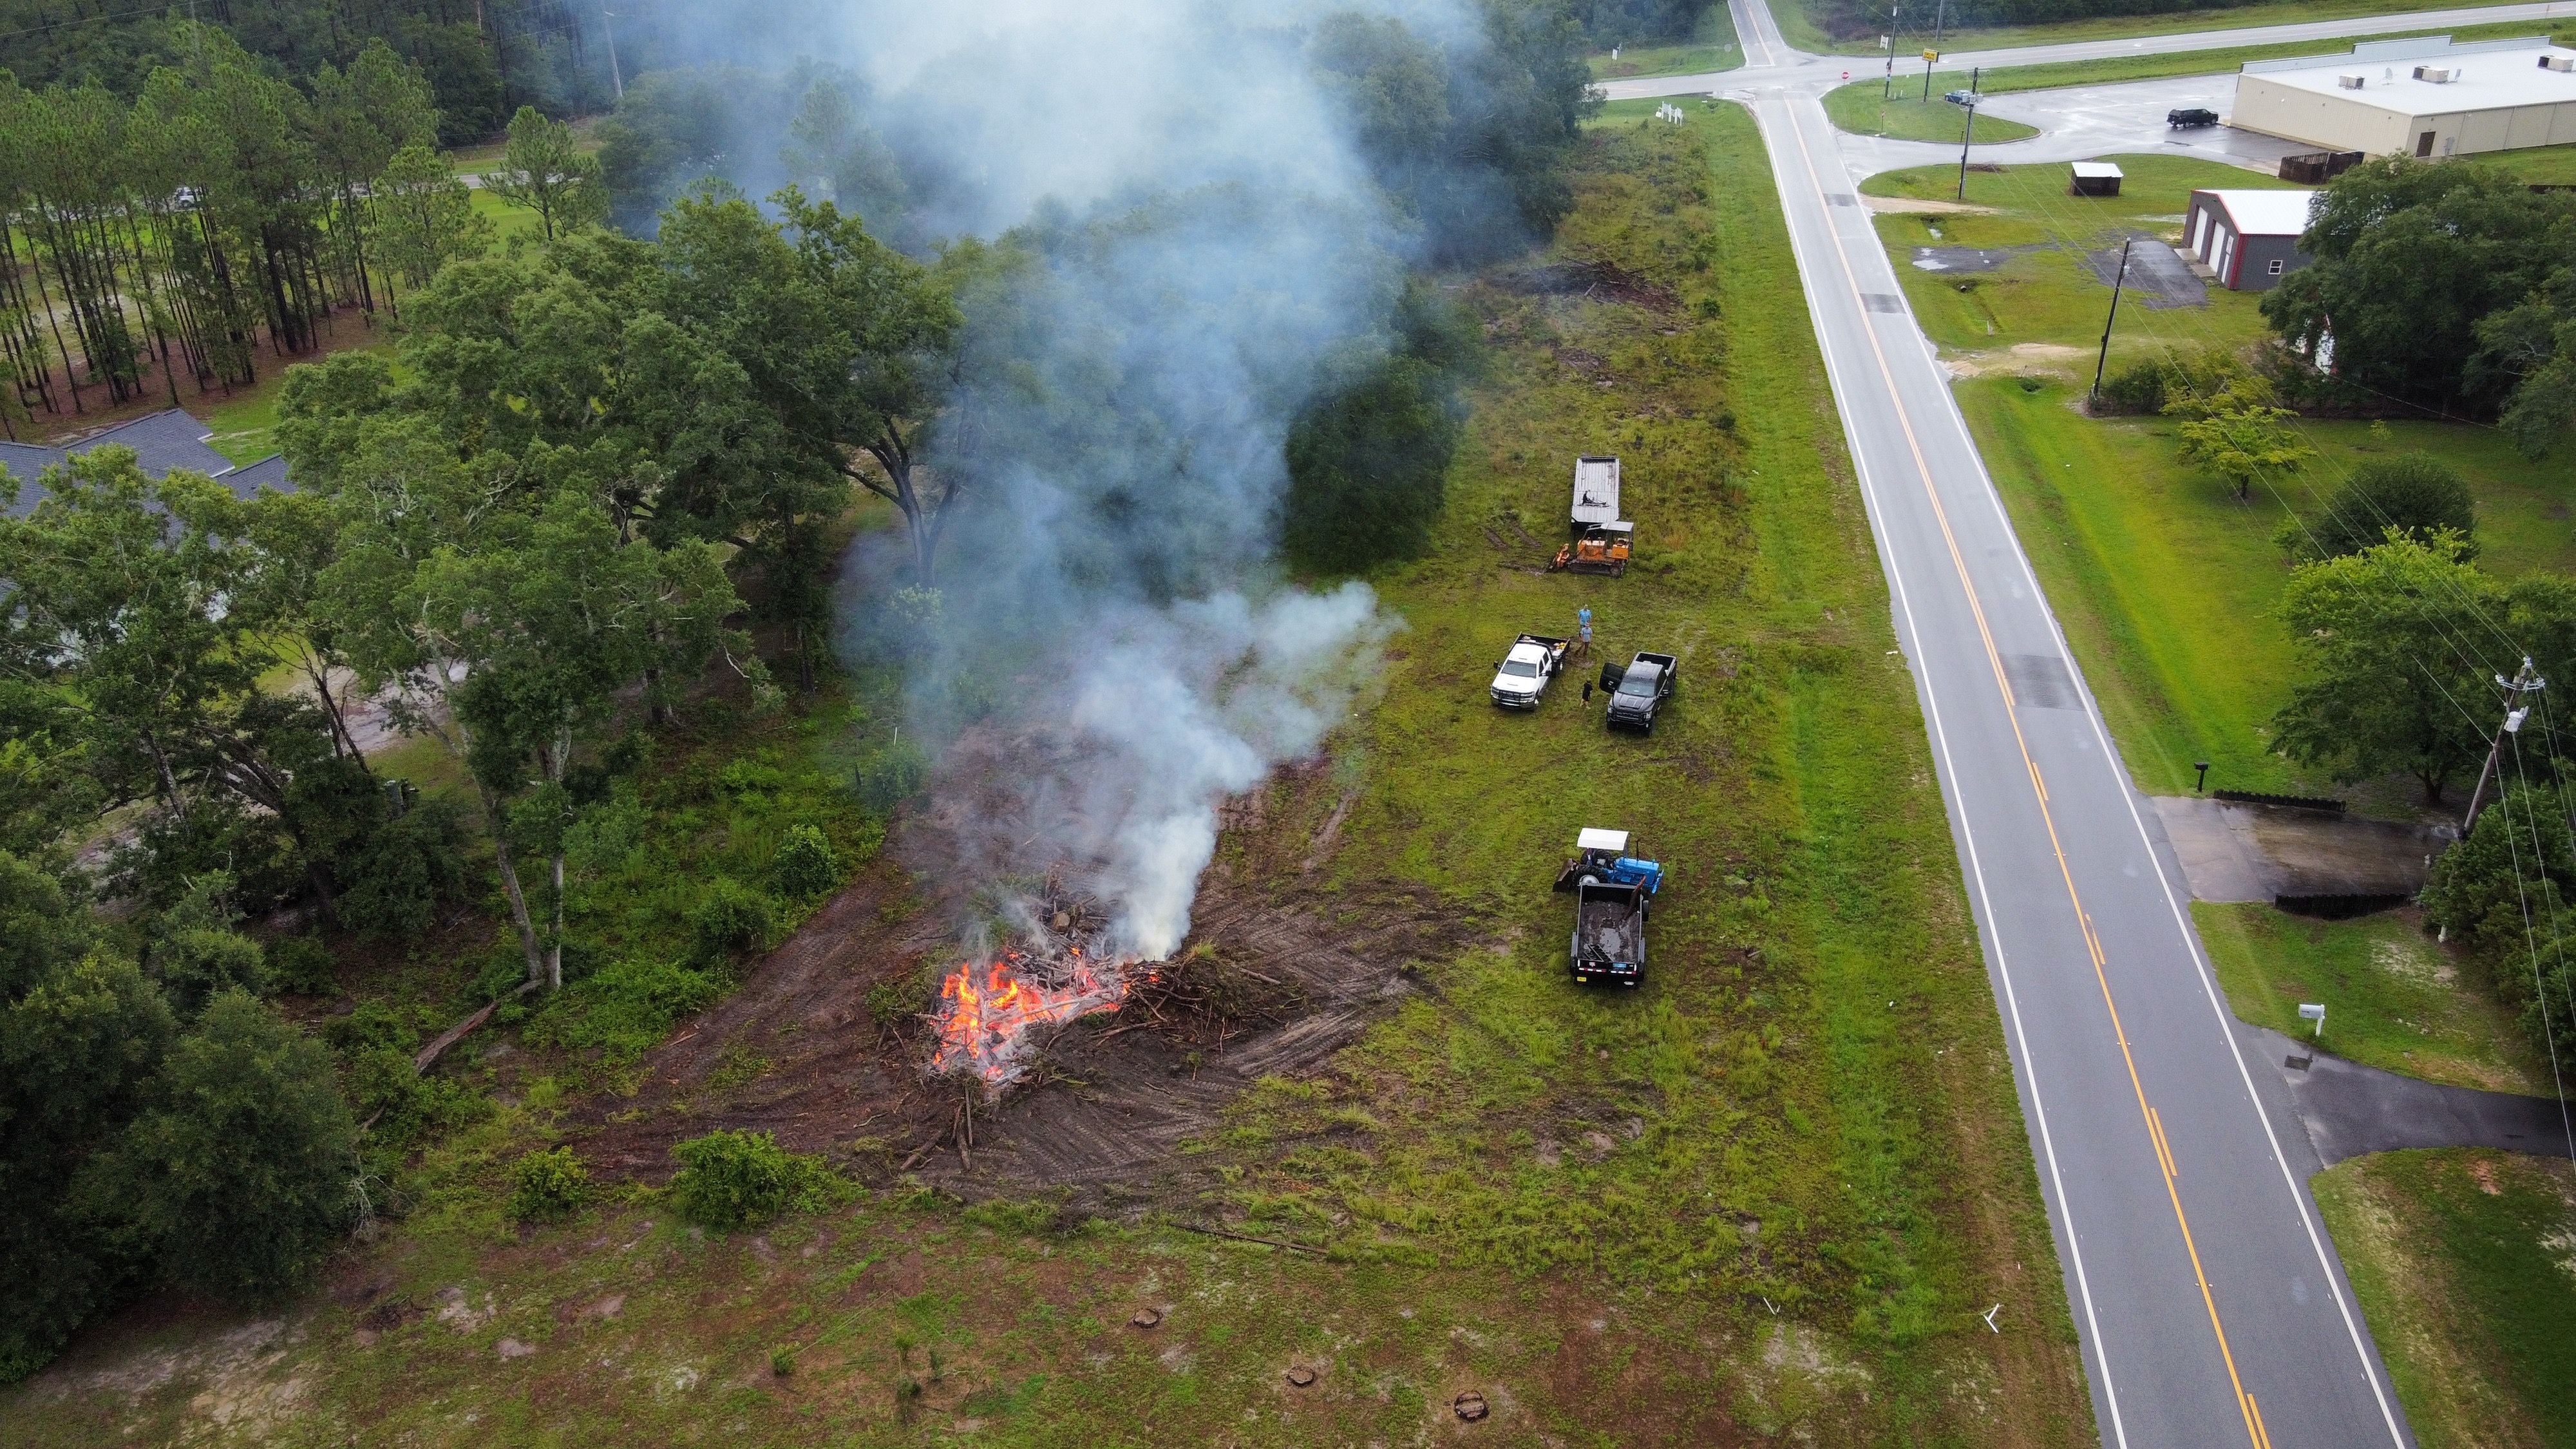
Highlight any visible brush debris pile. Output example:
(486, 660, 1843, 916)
(929, 883, 1151, 1088)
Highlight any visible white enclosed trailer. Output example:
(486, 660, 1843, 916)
(1571, 455, 1620, 530)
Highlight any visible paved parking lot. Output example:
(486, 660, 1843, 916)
(1835, 73, 2316, 176)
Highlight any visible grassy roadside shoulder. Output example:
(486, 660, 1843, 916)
(0, 101, 2094, 1448)
(2313, 1148, 2576, 1449)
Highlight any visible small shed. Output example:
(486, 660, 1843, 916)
(2184, 188, 2318, 291)
(2069, 161, 2124, 196)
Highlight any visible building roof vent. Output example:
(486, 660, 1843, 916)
(2337, 73, 2366, 88)
(2413, 64, 2458, 82)
(2543, 53, 2575, 71)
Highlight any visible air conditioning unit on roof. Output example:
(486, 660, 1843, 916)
(2337, 73, 2365, 89)
(2543, 53, 2575, 72)
(2413, 64, 2457, 82)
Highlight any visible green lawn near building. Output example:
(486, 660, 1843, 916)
(1823, 81, 2041, 142)
(2195, 902, 2552, 1092)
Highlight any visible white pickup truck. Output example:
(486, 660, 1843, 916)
(1490, 634, 1572, 709)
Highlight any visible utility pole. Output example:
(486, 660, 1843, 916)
(1884, 4, 1899, 100)
(2090, 237, 2132, 403)
(2462, 658, 2546, 833)
(1956, 85, 1978, 200)
(600, 5, 625, 100)
(1933, 0, 1948, 49)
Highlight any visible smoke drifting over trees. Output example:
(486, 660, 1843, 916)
(595, 0, 1587, 958)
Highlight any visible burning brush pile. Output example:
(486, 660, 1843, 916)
(929, 883, 1156, 1088)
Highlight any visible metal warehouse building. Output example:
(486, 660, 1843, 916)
(2231, 35, 2576, 158)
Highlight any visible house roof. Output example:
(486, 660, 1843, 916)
(2195, 188, 2319, 238)
(223, 454, 291, 493)
(0, 408, 291, 518)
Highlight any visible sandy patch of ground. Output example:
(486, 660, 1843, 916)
(1863, 195, 1996, 216)
(1940, 342, 2090, 381)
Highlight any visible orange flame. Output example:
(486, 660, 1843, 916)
(930, 946, 1136, 1085)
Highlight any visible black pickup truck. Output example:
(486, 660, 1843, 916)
(1600, 651, 1677, 734)
(2166, 107, 2219, 128)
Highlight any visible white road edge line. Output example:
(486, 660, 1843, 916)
(1755, 91, 2132, 1448)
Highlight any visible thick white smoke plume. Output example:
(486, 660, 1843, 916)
(635, 0, 1498, 957)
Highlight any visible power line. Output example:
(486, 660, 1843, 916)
(2501, 718, 2576, 1160)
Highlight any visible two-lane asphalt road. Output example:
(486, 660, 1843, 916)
(1707, 0, 2423, 1442)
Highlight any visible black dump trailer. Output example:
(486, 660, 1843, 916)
(1572, 877, 1650, 985)
(1556, 827, 1662, 986)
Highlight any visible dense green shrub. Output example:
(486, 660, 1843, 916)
(524, 957, 724, 1064)
(772, 824, 840, 900)
(2420, 782, 2576, 1052)
(692, 878, 776, 961)
(83, 991, 359, 1298)
(1573, 0, 1709, 46)
(2277, 451, 2477, 563)
(667, 1129, 848, 1231)
(1283, 283, 1478, 573)
(855, 740, 929, 812)
(0, 853, 173, 1383)
(507, 1147, 592, 1223)
(867, 974, 923, 1027)
(2094, 348, 2244, 416)
(266, 934, 339, 996)
(146, 874, 268, 1016)
(334, 797, 471, 941)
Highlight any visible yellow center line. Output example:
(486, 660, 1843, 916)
(1772, 97, 2268, 1449)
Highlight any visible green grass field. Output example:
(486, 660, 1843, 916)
(1863, 152, 2305, 350)
(1957, 381, 2576, 802)
(1777, 0, 2560, 58)
(1822, 82, 2040, 142)
(2315, 1148, 2576, 1449)
(0, 102, 2093, 1447)
(1587, 3, 1744, 77)
(1861, 155, 2576, 802)
(2463, 138, 2576, 184)
(2196, 903, 2550, 1091)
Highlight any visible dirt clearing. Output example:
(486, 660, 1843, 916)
(570, 759, 1463, 1207)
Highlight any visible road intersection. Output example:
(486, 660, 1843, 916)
(1672, 0, 2447, 1442)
